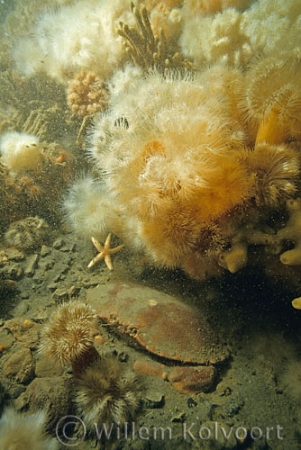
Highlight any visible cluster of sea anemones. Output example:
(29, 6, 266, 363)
(61, 58, 301, 279)
(40, 301, 143, 429)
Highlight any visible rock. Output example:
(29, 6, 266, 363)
(24, 254, 38, 277)
(40, 245, 51, 257)
(2, 347, 35, 384)
(18, 376, 72, 429)
(3, 318, 39, 348)
(35, 355, 65, 378)
(171, 411, 186, 423)
(4, 263, 23, 280)
(144, 390, 165, 409)
(52, 285, 80, 302)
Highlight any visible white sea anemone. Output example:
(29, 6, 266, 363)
(12, 0, 131, 82)
(0, 408, 59, 450)
(0, 131, 43, 173)
(63, 175, 113, 239)
(179, 8, 253, 68)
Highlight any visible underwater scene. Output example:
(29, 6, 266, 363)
(1, 0, 301, 448)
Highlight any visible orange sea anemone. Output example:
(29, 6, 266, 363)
(245, 143, 299, 207)
(87, 71, 256, 277)
(137, 148, 253, 268)
(245, 53, 301, 145)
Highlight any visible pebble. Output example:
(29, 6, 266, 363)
(144, 391, 165, 409)
(2, 347, 35, 384)
(187, 397, 198, 408)
(47, 282, 59, 291)
(24, 254, 38, 277)
(40, 245, 51, 257)
(225, 395, 245, 417)
(53, 238, 65, 249)
(118, 351, 129, 362)
(61, 242, 76, 252)
(4, 263, 23, 280)
(38, 259, 55, 271)
(171, 411, 186, 423)
(4, 248, 25, 261)
(52, 285, 80, 302)
(13, 300, 30, 316)
(9, 385, 26, 399)
(82, 279, 100, 288)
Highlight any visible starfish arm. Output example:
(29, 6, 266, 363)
(103, 233, 112, 250)
(109, 244, 125, 254)
(87, 252, 104, 268)
(91, 236, 104, 253)
(104, 254, 113, 271)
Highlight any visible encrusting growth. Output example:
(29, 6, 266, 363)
(67, 70, 110, 139)
(67, 70, 109, 117)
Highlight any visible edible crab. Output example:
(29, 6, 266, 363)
(86, 282, 229, 394)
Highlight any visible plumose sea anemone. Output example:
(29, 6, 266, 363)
(75, 354, 142, 428)
(40, 301, 100, 377)
(0, 408, 59, 450)
(0, 131, 43, 173)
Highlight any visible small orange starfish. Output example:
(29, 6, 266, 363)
(88, 233, 124, 270)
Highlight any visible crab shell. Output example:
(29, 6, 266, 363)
(86, 282, 229, 366)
